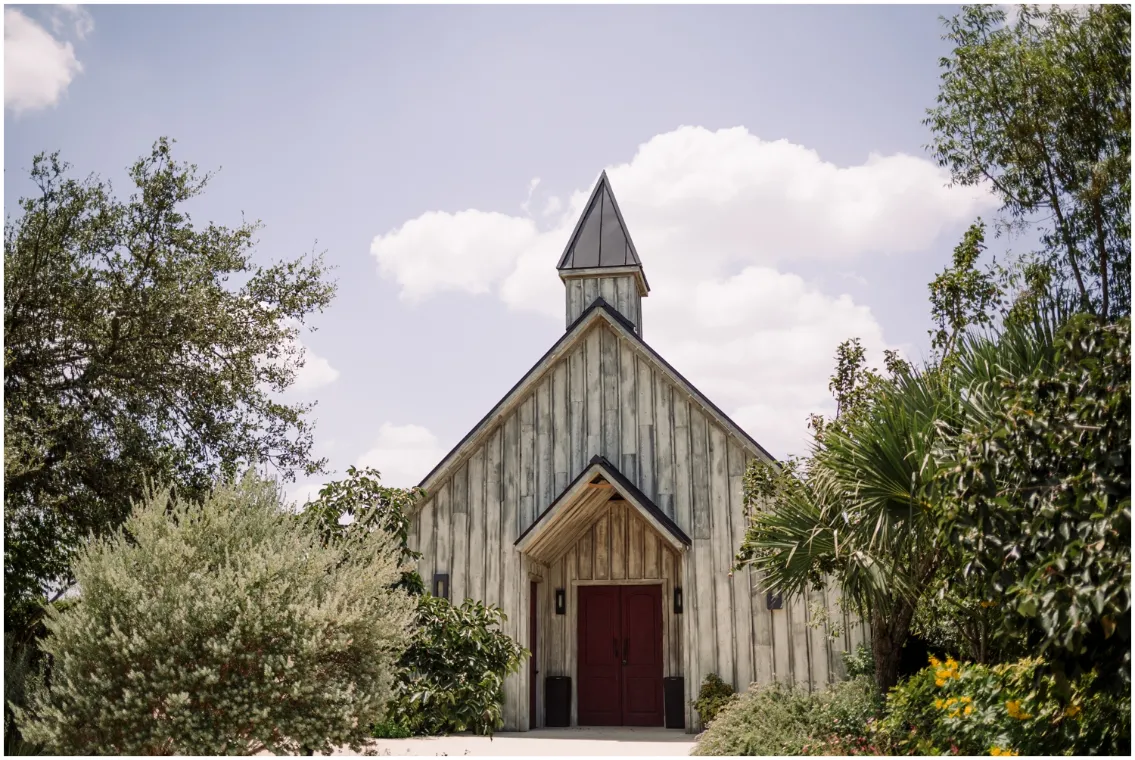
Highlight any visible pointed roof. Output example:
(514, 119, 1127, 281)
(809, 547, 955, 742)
(557, 171, 643, 272)
(515, 456, 691, 564)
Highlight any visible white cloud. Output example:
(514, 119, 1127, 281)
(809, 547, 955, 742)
(5, 9, 85, 114)
(356, 423, 446, 488)
(292, 342, 340, 392)
(368, 126, 992, 457)
(51, 5, 94, 40)
(285, 481, 325, 510)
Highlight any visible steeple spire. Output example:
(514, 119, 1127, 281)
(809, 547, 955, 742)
(558, 172, 649, 334)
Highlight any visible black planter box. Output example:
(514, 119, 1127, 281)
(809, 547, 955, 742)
(663, 676, 685, 729)
(545, 676, 571, 727)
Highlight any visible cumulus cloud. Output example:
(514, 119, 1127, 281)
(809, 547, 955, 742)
(369, 126, 995, 457)
(356, 423, 446, 488)
(51, 5, 94, 40)
(4, 8, 87, 114)
(291, 341, 340, 392)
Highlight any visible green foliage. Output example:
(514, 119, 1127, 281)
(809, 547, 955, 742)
(692, 673, 737, 728)
(926, 4, 1131, 320)
(843, 644, 876, 681)
(941, 315, 1131, 695)
(303, 465, 427, 594)
(4, 635, 47, 756)
(692, 678, 882, 756)
(929, 220, 1003, 362)
(880, 656, 1130, 755)
(386, 595, 528, 737)
(13, 477, 415, 755)
(3, 139, 336, 638)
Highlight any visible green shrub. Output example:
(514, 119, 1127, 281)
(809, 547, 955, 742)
(879, 655, 1130, 756)
(385, 594, 528, 737)
(13, 477, 416, 755)
(693, 673, 737, 728)
(692, 677, 881, 755)
(843, 643, 875, 681)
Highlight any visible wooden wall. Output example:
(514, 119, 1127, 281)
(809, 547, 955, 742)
(408, 313, 868, 732)
(564, 274, 642, 334)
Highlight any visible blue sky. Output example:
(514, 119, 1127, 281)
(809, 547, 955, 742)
(5, 3, 1020, 502)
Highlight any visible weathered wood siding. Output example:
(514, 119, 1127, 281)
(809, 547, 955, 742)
(409, 316, 868, 731)
(565, 275, 642, 334)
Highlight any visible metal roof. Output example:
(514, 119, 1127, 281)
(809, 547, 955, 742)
(556, 171, 643, 271)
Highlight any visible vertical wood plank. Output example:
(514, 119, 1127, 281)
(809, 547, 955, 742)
(752, 568, 775, 686)
(644, 531, 660, 580)
(567, 279, 582, 327)
(417, 498, 435, 581)
(601, 327, 620, 461)
(485, 429, 502, 610)
(773, 601, 792, 683)
(451, 463, 469, 604)
(599, 276, 617, 308)
(552, 362, 569, 495)
(627, 510, 644, 579)
(537, 377, 553, 512)
(610, 503, 626, 580)
(619, 338, 637, 481)
(436, 481, 452, 579)
(673, 398, 692, 534)
(583, 277, 598, 306)
(708, 425, 735, 685)
(808, 586, 832, 688)
(570, 343, 586, 476)
(585, 328, 602, 460)
(577, 524, 593, 580)
(655, 376, 674, 516)
(690, 408, 710, 540)
(501, 412, 521, 728)
(636, 357, 655, 499)
(520, 395, 536, 531)
(594, 513, 610, 580)
(727, 441, 754, 688)
(467, 447, 486, 603)
(789, 595, 811, 691)
(615, 276, 631, 323)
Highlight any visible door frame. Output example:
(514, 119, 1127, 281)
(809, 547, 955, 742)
(569, 579, 668, 727)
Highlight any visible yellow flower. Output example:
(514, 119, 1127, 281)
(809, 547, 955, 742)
(934, 698, 945, 709)
(991, 747, 1003, 756)
(929, 655, 941, 668)
(961, 696, 973, 703)
(964, 705, 974, 716)
(935, 678, 947, 687)
(1006, 700, 1033, 720)
(946, 697, 958, 706)
(990, 748, 1017, 757)
(1064, 704, 1082, 718)
(980, 600, 995, 608)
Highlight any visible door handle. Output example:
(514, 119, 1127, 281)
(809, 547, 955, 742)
(622, 638, 628, 666)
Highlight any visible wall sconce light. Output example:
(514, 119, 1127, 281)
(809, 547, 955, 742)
(555, 588, 566, 615)
(673, 587, 683, 615)
(766, 592, 783, 610)
(433, 574, 449, 600)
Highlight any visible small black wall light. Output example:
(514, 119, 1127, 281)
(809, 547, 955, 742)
(433, 573, 450, 600)
(766, 592, 784, 610)
(673, 587, 684, 615)
(555, 588, 566, 615)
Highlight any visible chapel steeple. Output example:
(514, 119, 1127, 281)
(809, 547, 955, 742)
(558, 172, 649, 335)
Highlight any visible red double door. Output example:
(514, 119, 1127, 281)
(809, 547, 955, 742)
(577, 585, 664, 726)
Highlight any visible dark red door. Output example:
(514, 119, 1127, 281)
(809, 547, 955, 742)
(620, 585, 664, 726)
(577, 585, 663, 727)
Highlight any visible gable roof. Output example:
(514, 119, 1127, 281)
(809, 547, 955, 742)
(557, 171, 644, 273)
(417, 298, 777, 494)
(515, 455, 691, 564)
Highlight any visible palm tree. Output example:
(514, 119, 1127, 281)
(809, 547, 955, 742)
(738, 315, 1059, 692)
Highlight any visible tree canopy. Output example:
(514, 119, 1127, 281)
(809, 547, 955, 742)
(4, 139, 336, 636)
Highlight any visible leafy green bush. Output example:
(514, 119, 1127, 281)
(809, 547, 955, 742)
(843, 644, 875, 681)
(880, 655, 1130, 756)
(13, 477, 415, 755)
(692, 673, 737, 728)
(385, 595, 528, 737)
(692, 677, 881, 755)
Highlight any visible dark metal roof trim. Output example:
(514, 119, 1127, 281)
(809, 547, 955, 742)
(417, 299, 778, 491)
(514, 455, 691, 548)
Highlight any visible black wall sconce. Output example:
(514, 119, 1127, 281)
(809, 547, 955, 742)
(766, 592, 783, 610)
(555, 588, 566, 615)
(673, 587, 684, 614)
(433, 573, 450, 600)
